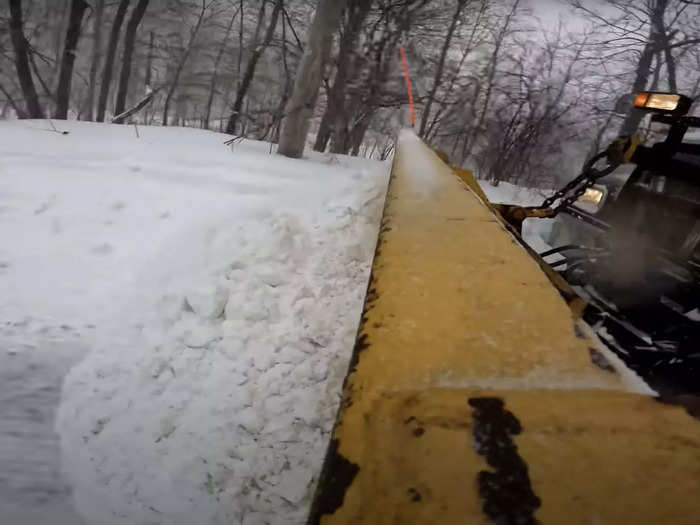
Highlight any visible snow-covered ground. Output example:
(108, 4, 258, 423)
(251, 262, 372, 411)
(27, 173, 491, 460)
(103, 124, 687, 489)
(0, 120, 389, 525)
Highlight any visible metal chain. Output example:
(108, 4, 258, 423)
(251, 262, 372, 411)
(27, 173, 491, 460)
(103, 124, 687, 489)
(540, 151, 620, 215)
(540, 173, 591, 209)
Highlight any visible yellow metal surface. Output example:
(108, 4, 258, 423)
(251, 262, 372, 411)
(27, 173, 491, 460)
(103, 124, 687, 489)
(348, 132, 626, 393)
(325, 389, 700, 525)
(312, 130, 700, 525)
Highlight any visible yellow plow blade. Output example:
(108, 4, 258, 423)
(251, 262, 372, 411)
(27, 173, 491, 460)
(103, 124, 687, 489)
(308, 130, 700, 525)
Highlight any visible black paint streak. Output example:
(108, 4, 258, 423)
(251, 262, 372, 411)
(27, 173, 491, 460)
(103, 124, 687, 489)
(307, 439, 360, 525)
(407, 487, 422, 502)
(347, 332, 370, 375)
(469, 397, 541, 525)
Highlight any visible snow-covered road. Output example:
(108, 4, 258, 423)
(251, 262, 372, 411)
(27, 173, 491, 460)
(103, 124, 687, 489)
(0, 120, 389, 524)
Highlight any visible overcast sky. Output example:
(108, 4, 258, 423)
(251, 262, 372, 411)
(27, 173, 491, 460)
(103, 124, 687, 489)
(525, 0, 589, 32)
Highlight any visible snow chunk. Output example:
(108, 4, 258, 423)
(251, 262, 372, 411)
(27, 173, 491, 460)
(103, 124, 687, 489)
(184, 283, 229, 320)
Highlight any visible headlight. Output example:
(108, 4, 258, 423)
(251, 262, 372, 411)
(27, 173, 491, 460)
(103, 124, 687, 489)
(574, 186, 607, 214)
(633, 91, 692, 116)
(579, 187, 604, 205)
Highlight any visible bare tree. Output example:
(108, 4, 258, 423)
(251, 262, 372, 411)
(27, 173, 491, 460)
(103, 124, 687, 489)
(418, 0, 468, 138)
(312, 0, 372, 152)
(113, 0, 150, 123)
(226, 0, 284, 135)
(96, 0, 130, 122)
(85, 0, 104, 121)
(203, 4, 240, 129)
(326, 0, 431, 155)
(8, 0, 44, 118)
(162, 0, 209, 126)
(571, 0, 700, 136)
(475, 29, 587, 187)
(260, 2, 296, 141)
(278, 0, 346, 157)
(54, 0, 89, 119)
(0, 81, 26, 118)
(461, 0, 520, 161)
(423, 0, 489, 143)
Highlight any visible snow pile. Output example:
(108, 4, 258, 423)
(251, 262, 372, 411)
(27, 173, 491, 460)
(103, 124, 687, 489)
(0, 120, 388, 525)
(477, 179, 550, 207)
(477, 179, 555, 252)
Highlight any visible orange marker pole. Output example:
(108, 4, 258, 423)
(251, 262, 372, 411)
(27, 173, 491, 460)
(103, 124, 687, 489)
(398, 45, 415, 127)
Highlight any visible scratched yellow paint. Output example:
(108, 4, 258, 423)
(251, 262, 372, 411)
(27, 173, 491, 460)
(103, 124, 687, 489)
(510, 390, 700, 525)
(325, 389, 489, 525)
(325, 389, 700, 524)
(317, 131, 700, 525)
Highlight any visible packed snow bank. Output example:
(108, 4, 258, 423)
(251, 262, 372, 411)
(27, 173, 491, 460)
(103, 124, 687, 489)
(0, 120, 389, 525)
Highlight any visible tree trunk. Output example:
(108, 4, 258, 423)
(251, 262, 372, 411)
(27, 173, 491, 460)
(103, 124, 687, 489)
(55, 0, 89, 119)
(0, 82, 27, 118)
(29, 48, 55, 103)
(8, 0, 44, 118)
(651, 0, 677, 92)
(313, 0, 371, 152)
(273, 1, 293, 141)
(619, 39, 655, 136)
(278, 0, 347, 158)
(619, 1, 668, 136)
(204, 7, 239, 129)
(226, 0, 283, 135)
(85, 0, 104, 120)
(312, 92, 334, 152)
(145, 31, 154, 87)
(53, 0, 70, 75)
(662, 45, 677, 92)
(236, 0, 245, 90)
(162, 1, 208, 126)
(419, 0, 467, 138)
(350, 117, 369, 156)
(96, 0, 130, 122)
(260, 0, 292, 142)
(113, 0, 150, 123)
(329, 24, 391, 155)
(650, 52, 662, 91)
(329, 1, 414, 156)
(140, 31, 154, 122)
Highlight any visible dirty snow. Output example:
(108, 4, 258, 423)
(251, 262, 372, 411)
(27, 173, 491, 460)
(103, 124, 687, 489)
(0, 120, 389, 524)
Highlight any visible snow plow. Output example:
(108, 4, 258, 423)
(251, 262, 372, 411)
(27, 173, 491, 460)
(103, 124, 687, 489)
(308, 95, 700, 524)
(497, 92, 700, 398)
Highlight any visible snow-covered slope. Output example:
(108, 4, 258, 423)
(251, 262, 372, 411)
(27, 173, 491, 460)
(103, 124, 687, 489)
(0, 120, 389, 525)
